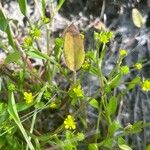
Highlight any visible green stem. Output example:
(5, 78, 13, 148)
(73, 71, 77, 84)
(26, 85, 48, 150)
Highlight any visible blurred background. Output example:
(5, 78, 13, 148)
(0, 0, 150, 149)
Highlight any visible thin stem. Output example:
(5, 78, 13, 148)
(73, 71, 77, 84)
(26, 85, 48, 150)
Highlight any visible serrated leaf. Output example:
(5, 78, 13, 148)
(132, 8, 144, 28)
(18, 0, 27, 16)
(127, 76, 141, 90)
(64, 24, 85, 71)
(89, 98, 99, 109)
(119, 144, 132, 150)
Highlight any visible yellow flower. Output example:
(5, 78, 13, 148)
(42, 16, 50, 24)
(49, 102, 57, 109)
(24, 92, 33, 104)
(135, 63, 142, 70)
(30, 28, 41, 39)
(23, 36, 32, 47)
(73, 85, 84, 97)
(119, 49, 127, 57)
(141, 80, 150, 91)
(121, 65, 130, 75)
(82, 60, 90, 70)
(64, 115, 76, 130)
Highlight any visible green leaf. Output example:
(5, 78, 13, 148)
(5, 51, 20, 64)
(6, 25, 16, 49)
(7, 92, 35, 149)
(55, 0, 65, 12)
(146, 144, 150, 150)
(0, 9, 8, 32)
(27, 49, 49, 60)
(16, 102, 34, 112)
(42, 0, 46, 15)
(86, 50, 96, 63)
(0, 103, 8, 124)
(54, 37, 63, 61)
(132, 8, 144, 28)
(127, 76, 141, 90)
(64, 24, 85, 71)
(89, 98, 99, 109)
(18, 0, 27, 16)
(88, 144, 98, 150)
(124, 121, 143, 134)
(0, 136, 6, 149)
(107, 72, 122, 89)
(0, 9, 16, 48)
(106, 96, 117, 116)
(118, 144, 132, 150)
(108, 121, 121, 137)
(118, 137, 126, 145)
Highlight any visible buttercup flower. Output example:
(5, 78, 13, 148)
(141, 80, 150, 91)
(24, 92, 33, 104)
(49, 102, 57, 109)
(121, 65, 130, 75)
(73, 85, 84, 97)
(30, 28, 41, 39)
(42, 16, 50, 24)
(82, 60, 90, 70)
(64, 115, 76, 130)
(23, 36, 32, 47)
(119, 49, 127, 57)
(135, 63, 142, 70)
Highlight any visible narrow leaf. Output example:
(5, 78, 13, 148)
(107, 72, 122, 89)
(64, 24, 85, 71)
(89, 98, 99, 109)
(5, 51, 20, 64)
(8, 92, 35, 150)
(27, 49, 49, 60)
(132, 8, 144, 28)
(0, 9, 8, 32)
(18, 0, 27, 16)
(106, 96, 117, 116)
(55, 0, 65, 12)
(127, 76, 141, 90)
(42, 0, 46, 15)
(119, 144, 132, 150)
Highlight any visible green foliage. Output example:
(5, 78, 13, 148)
(0, 0, 148, 149)
(18, 0, 27, 16)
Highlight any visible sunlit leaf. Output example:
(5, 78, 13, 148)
(132, 8, 145, 28)
(63, 23, 85, 71)
(0, 9, 8, 32)
(5, 51, 20, 64)
(18, 0, 27, 16)
(127, 76, 141, 90)
(106, 96, 117, 116)
(27, 49, 49, 60)
(89, 98, 99, 109)
(119, 144, 132, 150)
